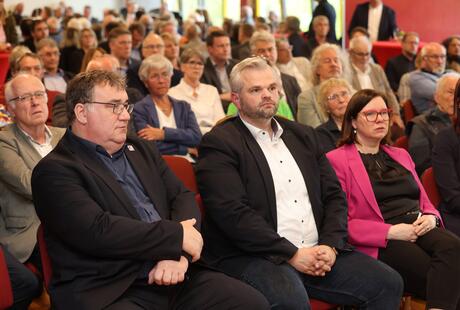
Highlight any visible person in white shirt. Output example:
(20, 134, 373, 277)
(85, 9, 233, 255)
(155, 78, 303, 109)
(169, 49, 224, 134)
(276, 38, 311, 92)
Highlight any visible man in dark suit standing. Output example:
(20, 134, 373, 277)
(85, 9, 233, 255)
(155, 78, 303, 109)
(201, 31, 238, 112)
(31, 70, 269, 310)
(196, 57, 403, 309)
(348, 0, 398, 41)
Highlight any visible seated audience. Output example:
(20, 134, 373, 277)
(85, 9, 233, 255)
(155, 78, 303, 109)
(398, 52, 422, 106)
(169, 49, 225, 135)
(348, 0, 397, 42)
(108, 27, 137, 79)
(128, 22, 145, 61)
(385, 32, 419, 92)
(21, 19, 49, 53)
(31, 69, 269, 310)
(249, 31, 301, 119)
(432, 79, 460, 237)
(6, 45, 31, 79)
(284, 16, 310, 58)
(133, 55, 201, 159)
(297, 43, 349, 127)
(59, 20, 82, 74)
(316, 78, 354, 152)
(408, 73, 459, 175)
(67, 28, 98, 74)
(201, 30, 238, 111)
(162, 32, 180, 70)
(79, 47, 107, 72)
(327, 89, 460, 309)
(14, 52, 45, 79)
(276, 38, 311, 92)
(443, 35, 460, 73)
(197, 57, 403, 309)
(37, 38, 74, 93)
(409, 42, 449, 114)
(1, 73, 65, 307)
(306, 15, 339, 58)
(348, 36, 403, 131)
(232, 23, 254, 61)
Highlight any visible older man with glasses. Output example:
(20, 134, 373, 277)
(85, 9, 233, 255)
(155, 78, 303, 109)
(0, 73, 65, 308)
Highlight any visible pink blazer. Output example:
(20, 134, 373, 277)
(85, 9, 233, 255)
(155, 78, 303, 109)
(326, 144, 440, 258)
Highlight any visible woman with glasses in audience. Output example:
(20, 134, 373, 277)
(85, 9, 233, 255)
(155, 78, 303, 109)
(326, 89, 460, 310)
(168, 49, 224, 135)
(432, 79, 460, 238)
(133, 54, 201, 161)
(315, 78, 354, 152)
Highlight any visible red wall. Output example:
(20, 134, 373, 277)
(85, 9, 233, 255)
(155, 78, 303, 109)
(345, 0, 460, 42)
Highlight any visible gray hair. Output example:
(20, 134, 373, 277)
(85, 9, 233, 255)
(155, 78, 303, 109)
(317, 78, 355, 116)
(249, 30, 275, 53)
(4, 72, 46, 107)
(138, 54, 173, 82)
(310, 43, 349, 86)
(436, 72, 460, 94)
(230, 56, 281, 94)
(36, 38, 58, 52)
(349, 35, 372, 52)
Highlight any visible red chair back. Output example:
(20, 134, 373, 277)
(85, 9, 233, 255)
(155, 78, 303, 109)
(402, 100, 416, 124)
(393, 135, 408, 150)
(162, 155, 198, 193)
(46, 90, 61, 125)
(37, 225, 53, 289)
(421, 167, 441, 207)
(0, 247, 13, 309)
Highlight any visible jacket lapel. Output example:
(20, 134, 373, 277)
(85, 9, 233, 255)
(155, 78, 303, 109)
(235, 118, 278, 225)
(124, 142, 169, 219)
(64, 133, 141, 220)
(12, 124, 43, 165)
(345, 144, 383, 219)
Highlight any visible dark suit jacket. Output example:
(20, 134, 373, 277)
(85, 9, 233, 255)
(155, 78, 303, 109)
(196, 116, 350, 278)
(308, 0, 337, 41)
(280, 73, 301, 120)
(200, 58, 238, 95)
(348, 2, 397, 41)
(31, 131, 199, 310)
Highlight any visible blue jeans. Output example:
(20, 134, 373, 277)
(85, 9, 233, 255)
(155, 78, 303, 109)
(239, 251, 403, 310)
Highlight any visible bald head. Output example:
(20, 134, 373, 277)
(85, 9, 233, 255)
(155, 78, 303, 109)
(142, 32, 165, 58)
(86, 55, 120, 72)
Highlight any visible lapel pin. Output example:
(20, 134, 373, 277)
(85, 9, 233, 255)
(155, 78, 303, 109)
(127, 145, 135, 151)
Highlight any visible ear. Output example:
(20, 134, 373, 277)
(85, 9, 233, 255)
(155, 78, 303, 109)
(351, 118, 357, 130)
(434, 92, 441, 106)
(74, 103, 88, 125)
(231, 92, 241, 110)
(6, 103, 15, 116)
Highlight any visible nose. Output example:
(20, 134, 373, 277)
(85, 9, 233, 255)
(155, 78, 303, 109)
(119, 107, 131, 121)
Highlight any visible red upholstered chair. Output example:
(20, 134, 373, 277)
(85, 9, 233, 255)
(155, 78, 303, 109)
(45, 90, 61, 125)
(0, 247, 14, 309)
(421, 167, 441, 207)
(37, 225, 53, 289)
(393, 135, 409, 150)
(402, 100, 416, 124)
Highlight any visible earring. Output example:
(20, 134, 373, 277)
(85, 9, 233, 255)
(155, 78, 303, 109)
(353, 128, 357, 134)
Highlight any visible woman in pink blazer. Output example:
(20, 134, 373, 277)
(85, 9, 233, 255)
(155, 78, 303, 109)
(327, 89, 460, 310)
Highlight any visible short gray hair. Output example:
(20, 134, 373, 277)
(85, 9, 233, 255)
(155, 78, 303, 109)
(310, 43, 349, 86)
(249, 30, 275, 53)
(138, 54, 174, 83)
(4, 72, 46, 107)
(349, 35, 372, 52)
(421, 42, 446, 58)
(436, 72, 460, 94)
(230, 56, 281, 94)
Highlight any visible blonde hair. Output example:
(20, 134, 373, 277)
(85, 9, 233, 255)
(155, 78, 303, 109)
(317, 78, 354, 116)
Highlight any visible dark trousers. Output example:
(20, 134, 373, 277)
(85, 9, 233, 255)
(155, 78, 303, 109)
(104, 266, 269, 310)
(3, 246, 42, 310)
(234, 251, 403, 310)
(378, 227, 460, 310)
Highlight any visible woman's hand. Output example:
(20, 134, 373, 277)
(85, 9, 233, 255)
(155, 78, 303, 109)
(412, 214, 437, 236)
(387, 223, 418, 242)
(137, 125, 165, 141)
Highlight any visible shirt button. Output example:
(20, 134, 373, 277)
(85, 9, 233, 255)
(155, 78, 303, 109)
(301, 240, 304, 244)
(280, 160, 283, 163)
(301, 220, 304, 223)
(294, 200, 297, 203)
(288, 179, 291, 182)
(262, 132, 266, 135)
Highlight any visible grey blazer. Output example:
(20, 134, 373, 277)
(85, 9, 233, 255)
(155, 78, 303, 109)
(0, 124, 64, 262)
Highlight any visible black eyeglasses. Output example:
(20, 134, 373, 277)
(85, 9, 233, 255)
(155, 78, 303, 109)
(86, 101, 134, 114)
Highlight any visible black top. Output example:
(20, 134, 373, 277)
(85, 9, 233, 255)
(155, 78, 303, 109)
(316, 118, 341, 153)
(360, 150, 420, 224)
(385, 54, 415, 92)
(308, 0, 337, 41)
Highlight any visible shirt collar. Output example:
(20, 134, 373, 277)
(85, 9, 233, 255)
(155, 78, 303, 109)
(240, 116, 283, 141)
(178, 78, 201, 94)
(19, 124, 52, 146)
(68, 127, 126, 158)
(352, 63, 371, 74)
(44, 68, 65, 77)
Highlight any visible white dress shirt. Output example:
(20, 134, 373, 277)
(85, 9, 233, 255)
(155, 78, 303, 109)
(368, 3, 383, 42)
(169, 79, 225, 134)
(277, 61, 310, 92)
(353, 63, 374, 90)
(241, 117, 319, 248)
(43, 71, 67, 93)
